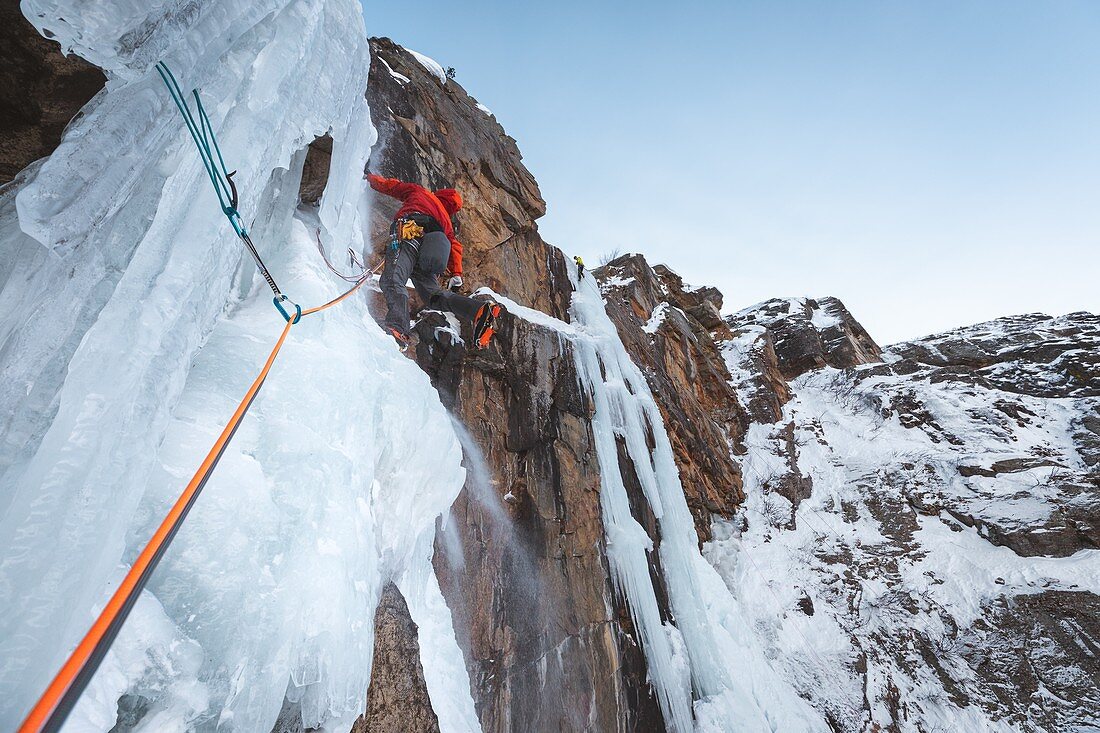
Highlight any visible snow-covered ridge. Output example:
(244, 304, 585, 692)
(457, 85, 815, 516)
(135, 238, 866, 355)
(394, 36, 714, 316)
(883, 311, 1100, 399)
(888, 311, 1097, 355)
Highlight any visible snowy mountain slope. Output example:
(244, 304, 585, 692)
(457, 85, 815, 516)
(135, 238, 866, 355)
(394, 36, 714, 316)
(713, 306, 1100, 732)
(591, 255, 1097, 732)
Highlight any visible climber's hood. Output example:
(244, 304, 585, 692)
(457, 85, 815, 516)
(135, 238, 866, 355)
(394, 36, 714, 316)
(433, 188, 462, 214)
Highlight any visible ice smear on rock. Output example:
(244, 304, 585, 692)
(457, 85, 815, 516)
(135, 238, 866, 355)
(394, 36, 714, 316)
(379, 57, 411, 85)
(0, 1, 476, 730)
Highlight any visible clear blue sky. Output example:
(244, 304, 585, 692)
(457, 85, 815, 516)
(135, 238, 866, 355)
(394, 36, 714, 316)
(361, 1, 1100, 343)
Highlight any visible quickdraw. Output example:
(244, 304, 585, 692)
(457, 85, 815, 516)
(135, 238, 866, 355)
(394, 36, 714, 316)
(155, 62, 300, 320)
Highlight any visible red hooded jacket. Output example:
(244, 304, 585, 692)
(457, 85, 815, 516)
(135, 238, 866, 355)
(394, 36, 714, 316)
(367, 174, 464, 275)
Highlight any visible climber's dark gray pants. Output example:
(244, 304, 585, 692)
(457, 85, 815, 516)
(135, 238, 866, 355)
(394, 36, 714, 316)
(381, 230, 482, 336)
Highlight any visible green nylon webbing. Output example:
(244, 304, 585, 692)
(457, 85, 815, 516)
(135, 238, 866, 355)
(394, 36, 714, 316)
(155, 62, 284, 299)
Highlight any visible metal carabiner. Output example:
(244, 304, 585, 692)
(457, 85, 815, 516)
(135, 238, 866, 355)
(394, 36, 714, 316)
(273, 294, 302, 324)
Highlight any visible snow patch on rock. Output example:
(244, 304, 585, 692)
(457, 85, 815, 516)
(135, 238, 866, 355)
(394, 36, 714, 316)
(408, 49, 448, 85)
(379, 57, 410, 85)
(643, 302, 670, 334)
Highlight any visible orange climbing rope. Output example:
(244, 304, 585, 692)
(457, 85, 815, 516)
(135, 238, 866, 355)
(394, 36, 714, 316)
(19, 273, 371, 733)
(302, 273, 371, 317)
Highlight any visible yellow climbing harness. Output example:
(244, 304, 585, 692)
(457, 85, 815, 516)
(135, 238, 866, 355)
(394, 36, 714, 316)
(397, 217, 425, 241)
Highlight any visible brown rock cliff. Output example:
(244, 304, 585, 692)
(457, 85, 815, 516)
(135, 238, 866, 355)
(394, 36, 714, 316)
(0, 3, 105, 184)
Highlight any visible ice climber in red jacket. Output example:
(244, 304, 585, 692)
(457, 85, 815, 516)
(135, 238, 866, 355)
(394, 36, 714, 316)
(367, 173, 502, 351)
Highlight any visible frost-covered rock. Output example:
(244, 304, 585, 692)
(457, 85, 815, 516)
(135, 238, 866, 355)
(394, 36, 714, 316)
(856, 313, 1100, 557)
(717, 307, 1100, 732)
(884, 312, 1100, 399)
(730, 296, 883, 379)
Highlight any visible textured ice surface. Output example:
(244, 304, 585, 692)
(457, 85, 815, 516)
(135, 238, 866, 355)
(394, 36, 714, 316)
(0, 1, 475, 730)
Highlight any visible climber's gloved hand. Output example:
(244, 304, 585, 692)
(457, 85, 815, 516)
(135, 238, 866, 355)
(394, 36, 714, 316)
(447, 275, 463, 292)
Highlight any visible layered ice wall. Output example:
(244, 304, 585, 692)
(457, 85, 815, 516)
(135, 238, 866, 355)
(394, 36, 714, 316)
(0, 1, 475, 730)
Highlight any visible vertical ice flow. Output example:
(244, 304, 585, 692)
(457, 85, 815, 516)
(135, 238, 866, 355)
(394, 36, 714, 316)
(1, 0, 476, 730)
(569, 268, 827, 732)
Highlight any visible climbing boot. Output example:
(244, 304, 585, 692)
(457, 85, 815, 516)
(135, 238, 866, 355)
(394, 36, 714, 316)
(471, 301, 503, 350)
(389, 328, 411, 353)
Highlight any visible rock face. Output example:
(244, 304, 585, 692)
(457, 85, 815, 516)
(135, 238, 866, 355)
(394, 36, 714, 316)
(731, 296, 882, 381)
(962, 590, 1100, 732)
(355, 584, 440, 733)
(360, 39, 666, 732)
(0, 4, 105, 184)
(363, 37, 556, 316)
(299, 135, 333, 205)
(412, 311, 663, 732)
